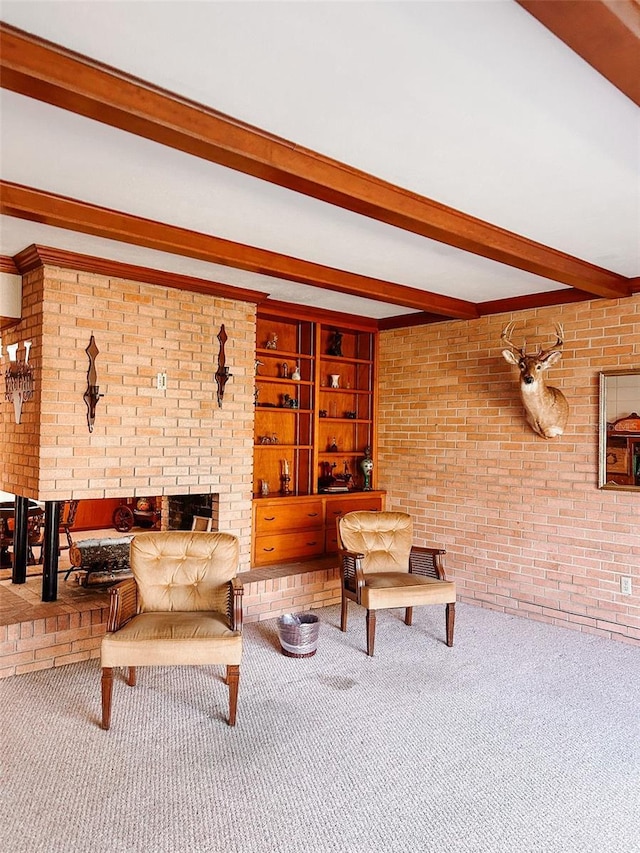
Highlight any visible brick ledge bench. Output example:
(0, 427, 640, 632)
(1, 555, 340, 677)
(238, 554, 340, 623)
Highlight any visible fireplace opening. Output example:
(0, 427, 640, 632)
(40, 494, 221, 535)
(166, 493, 219, 532)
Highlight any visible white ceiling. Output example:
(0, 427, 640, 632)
(0, 0, 638, 321)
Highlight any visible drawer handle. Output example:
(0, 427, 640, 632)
(306, 541, 317, 546)
(263, 516, 276, 521)
(307, 512, 319, 518)
(263, 547, 275, 552)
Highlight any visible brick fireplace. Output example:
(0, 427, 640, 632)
(0, 256, 257, 570)
(0, 257, 346, 677)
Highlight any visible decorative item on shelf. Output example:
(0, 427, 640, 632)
(265, 332, 278, 349)
(260, 480, 270, 497)
(345, 410, 356, 419)
(282, 394, 298, 408)
(255, 359, 264, 376)
(328, 436, 339, 452)
(254, 386, 260, 406)
(328, 329, 343, 357)
(215, 324, 232, 408)
(2, 339, 34, 425)
(330, 374, 340, 389)
(83, 334, 104, 433)
(281, 458, 291, 495)
(360, 445, 374, 491)
(318, 461, 338, 490)
(281, 362, 289, 378)
(332, 461, 352, 491)
(319, 409, 327, 418)
(291, 363, 301, 381)
(259, 433, 279, 445)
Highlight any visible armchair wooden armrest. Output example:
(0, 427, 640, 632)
(106, 577, 138, 632)
(337, 547, 366, 600)
(409, 546, 448, 581)
(229, 577, 244, 631)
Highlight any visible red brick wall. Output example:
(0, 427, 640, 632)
(0, 265, 256, 567)
(378, 296, 640, 644)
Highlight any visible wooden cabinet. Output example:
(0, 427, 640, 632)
(252, 492, 385, 566)
(605, 414, 640, 486)
(252, 496, 324, 566)
(252, 307, 382, 566)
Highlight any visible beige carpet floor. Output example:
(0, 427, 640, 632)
(1, 602, 638, 853)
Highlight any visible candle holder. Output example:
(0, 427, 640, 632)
(281, 474, 291, 495)
(83, 335, 104, 432)
(4, 341, 34, 425)
(215, 324, 233, 408)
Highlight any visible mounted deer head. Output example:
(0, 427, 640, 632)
(501, 322, 569, 439)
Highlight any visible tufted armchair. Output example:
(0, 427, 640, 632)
(100, 531, 243, 729)
(337, 511, 456, 656)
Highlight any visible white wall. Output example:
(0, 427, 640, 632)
(0, 273, 21, 318)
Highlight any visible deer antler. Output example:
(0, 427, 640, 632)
(500, 322, 525, 356)
(538, 323, 565, 358)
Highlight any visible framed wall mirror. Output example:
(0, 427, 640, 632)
(599, 369, 640, 490)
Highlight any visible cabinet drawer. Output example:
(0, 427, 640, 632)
(325, 527, 340, 555)
(324, 496, 383, 554)
(254, 532, 325, 566)
(324, 495, 383, 522)
(254, 500, 324, 535)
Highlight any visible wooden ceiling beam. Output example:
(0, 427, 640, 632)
(516, 1, 640, 107)
(0, 181, 478, 319)
(0, 23, 630, 301)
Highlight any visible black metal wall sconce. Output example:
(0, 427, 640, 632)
(215, 324, 232, 407)
(83, 335, 104, 432)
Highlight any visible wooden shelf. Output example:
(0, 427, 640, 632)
(253, 310, 379, 564)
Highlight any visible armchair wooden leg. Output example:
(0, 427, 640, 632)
(366, 610, 376, 657)
(340, 593, 348, 632)
(446, 602, 455, 647)
(405, 606, 413, 626)
(127, 667, 136, 687)
(226, 664, 240, 727)
(101, 667, 113, 730)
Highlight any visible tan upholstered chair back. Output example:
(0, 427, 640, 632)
(338, 511, 413, 574)
(131, 531, 240, 613)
